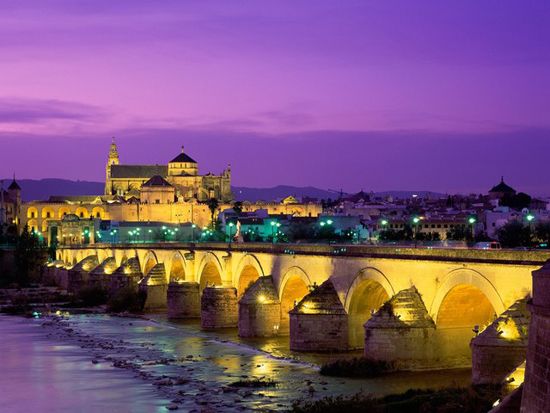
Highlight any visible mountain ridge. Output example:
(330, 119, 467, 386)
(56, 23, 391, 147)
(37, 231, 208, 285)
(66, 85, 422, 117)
(1, 178, 445, 202)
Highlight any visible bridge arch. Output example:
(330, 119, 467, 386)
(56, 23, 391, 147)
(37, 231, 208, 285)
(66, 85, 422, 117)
(169, 252, 187, 283)
(142, 250, 159, 276)
(345, 267, 395, 349)
(278, 266, 312, 335)
(234, 254, 265, 297)
(430, 268, 504, 326)
(197, 252, 224, 292)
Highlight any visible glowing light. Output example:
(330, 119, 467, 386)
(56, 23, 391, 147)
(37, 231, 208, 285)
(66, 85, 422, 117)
(497, 319, 520, 340)
(258, 294, 266, 303)
(381, 219, 388, 226)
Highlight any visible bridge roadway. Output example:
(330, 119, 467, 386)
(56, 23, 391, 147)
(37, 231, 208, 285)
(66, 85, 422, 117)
(53, 242, 548, 370)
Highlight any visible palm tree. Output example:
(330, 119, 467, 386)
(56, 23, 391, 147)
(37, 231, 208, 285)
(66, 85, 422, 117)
(233, 201, 243, 215)
(206, 198, 219, 229)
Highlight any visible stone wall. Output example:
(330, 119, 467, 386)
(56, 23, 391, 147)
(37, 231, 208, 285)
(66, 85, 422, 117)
(364, 287, 440, 369)
(289, 280, 349, 352)
(520, 261, 550, 412)
(167, 282, 200, 318)
(201, 287, 238, 329)
(471, 298, 529, 385)
(238, 276, 281, 337)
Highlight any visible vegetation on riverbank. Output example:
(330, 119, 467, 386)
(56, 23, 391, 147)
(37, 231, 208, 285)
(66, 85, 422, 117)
(107, 287, 146, 313)
(291, 385, 502, 413)
(0, 226, 47, 287)
(320, 357, 393, 377)
(229, 378, 277, 388)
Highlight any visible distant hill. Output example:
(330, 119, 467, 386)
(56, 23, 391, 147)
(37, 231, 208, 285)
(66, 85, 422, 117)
(2, 179, 104, 202)
(232, 186, 335, 202)
(3, 179, 446, 203)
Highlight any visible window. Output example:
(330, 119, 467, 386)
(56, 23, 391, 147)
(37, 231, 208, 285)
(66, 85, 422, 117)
(46, 212, 51, 218)
(79, 212, 84, 218)
(155, 199, 160, 204)
(96, 212, 101, 218)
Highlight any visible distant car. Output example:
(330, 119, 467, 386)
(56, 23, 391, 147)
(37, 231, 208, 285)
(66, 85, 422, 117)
(474, 241, 501, 250)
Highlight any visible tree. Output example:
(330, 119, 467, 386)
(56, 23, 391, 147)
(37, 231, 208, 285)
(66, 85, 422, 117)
(497, 221, 532, 248)
(501, 192, 532, 210)
(535, 222, 550, 245)
(14, 225, 47, 286)
(205, 198, 219, 229)
(232, 201, 243, 215)
(446, 226, 472, 241)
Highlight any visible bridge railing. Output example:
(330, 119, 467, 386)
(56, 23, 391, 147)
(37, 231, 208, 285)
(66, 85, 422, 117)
(58, 241, 550, 265)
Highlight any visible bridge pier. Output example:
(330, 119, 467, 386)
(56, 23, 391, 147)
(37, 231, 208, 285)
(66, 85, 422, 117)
(238, 276, 281, 337)
(471, 297, 529, 385)
(89, 258, 118, 290)
(167, 282, 200, 318)
(364, 287, 437, 370)
(289, 280, 349, 352)
(67, 256, 99, 293)
(139, 263, 168, 311)
(109, 257, 142, 293)
(201, 287, 238, 329)
(520, 261, 550, 412)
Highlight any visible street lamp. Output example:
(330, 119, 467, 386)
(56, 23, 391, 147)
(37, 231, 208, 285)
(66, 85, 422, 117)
(228, 222, 235, 244)
(191, 224, 196, 242)
(412, 216, 421, 247)
(468, 216, 477, 240)
(271, 221, 281, 243)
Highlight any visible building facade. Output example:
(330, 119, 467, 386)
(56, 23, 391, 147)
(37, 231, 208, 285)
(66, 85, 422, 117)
(104, 139, 233, 202)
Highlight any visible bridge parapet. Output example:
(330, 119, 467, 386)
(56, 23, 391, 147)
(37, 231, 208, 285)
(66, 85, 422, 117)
(61, 242, 550, 265)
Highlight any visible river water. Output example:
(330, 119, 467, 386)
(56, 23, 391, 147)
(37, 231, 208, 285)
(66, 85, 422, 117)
(0, 314, 470, 412)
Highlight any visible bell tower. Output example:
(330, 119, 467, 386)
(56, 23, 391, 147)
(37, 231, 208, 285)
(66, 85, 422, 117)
(105, 137, 120, 195)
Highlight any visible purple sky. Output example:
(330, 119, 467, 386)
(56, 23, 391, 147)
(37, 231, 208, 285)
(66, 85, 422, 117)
(0, 1, 549, 194)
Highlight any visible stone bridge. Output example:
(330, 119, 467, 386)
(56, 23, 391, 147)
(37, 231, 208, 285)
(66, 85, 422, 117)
(49, 243, 549, 372)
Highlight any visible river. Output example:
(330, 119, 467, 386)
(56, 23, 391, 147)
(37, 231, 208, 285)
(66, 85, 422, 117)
(0, 313, 470, 412)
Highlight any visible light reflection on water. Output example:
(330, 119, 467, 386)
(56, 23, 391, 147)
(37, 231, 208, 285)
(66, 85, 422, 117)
(1, 314, 472, 412)
(0, 315, 168, 413)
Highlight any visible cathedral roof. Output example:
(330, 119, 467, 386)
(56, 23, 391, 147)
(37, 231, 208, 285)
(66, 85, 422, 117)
(8, 179, 20, 190)
(170, 151, 197, 164)
(110, 165, 168, 179)
(489, 177, 516, 194)
(142, 175, 173, 187)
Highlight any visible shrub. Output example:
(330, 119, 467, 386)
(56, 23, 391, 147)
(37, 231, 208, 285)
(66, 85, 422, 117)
(319, 357, 392, 378)
(291, 385, 503, 413)
(77, 286, 109, 307)
(228, 378, 277, 388)
(107, 287, 145, 313)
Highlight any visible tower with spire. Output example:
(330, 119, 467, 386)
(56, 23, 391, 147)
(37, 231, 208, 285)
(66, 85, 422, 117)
(105, 137, 120, 195)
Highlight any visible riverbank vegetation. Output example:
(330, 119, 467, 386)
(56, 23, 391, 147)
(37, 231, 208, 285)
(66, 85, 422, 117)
(291, 385, 502, 413)
(320, 357, 393, 377)
(228, 378, 277, 388)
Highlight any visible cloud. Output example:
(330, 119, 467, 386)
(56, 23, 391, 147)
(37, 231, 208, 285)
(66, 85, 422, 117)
(0, 97, 107, 124)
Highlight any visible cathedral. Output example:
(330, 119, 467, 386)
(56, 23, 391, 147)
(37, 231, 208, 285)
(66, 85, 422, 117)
(104, 138, 233, 202)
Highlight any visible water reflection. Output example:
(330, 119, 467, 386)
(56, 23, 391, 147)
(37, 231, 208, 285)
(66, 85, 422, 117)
(1, 314, 472, 412)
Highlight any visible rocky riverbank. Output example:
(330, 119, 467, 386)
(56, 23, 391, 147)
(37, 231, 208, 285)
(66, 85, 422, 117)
(19, 312, 472, 412)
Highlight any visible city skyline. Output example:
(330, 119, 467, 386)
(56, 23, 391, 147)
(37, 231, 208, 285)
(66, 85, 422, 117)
(0, 1, 549, 194)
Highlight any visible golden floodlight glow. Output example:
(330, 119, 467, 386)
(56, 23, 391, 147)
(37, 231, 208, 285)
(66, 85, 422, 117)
(258, 294, 266, 303)
(497, 319, 520, 340)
